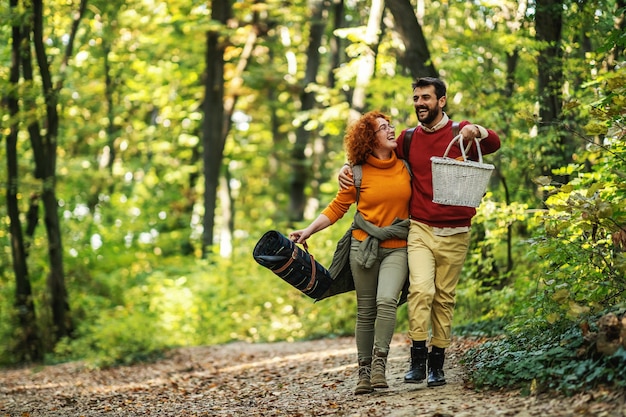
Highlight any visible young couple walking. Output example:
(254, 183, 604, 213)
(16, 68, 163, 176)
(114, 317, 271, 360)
(289, 77, 501, 394)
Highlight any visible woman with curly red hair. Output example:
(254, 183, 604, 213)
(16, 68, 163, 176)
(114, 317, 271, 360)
(290, 111, 411, 394)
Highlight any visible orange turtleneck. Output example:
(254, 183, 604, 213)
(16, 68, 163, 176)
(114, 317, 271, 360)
(321, 153, 411, 248)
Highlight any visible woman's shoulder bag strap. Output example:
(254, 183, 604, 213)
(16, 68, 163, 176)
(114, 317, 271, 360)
(352, 164, 362, 206)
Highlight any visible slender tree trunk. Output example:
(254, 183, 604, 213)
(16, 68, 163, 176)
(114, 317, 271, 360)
(29, 0, 87, 343)
(609, 0, 625, 68)
(351, 0, 385, 115)
(104, 41, 118, 174)
(31, 0, 73, 342)
(385, 0, 437, 79)
(6, 0, 42, 362)
(218, 174, 233, 257)
(202, 3, 262, 256)
(535, 0, 569, 181)
(288, 0, 330, 221)
(536, 0, 563, 125)
(221, 24, 259, 246)
(202, 0, 231, 256)
(328, 0, 344, 88)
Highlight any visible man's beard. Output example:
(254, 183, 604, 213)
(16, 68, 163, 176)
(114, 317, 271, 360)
(416, 106, 440, 125)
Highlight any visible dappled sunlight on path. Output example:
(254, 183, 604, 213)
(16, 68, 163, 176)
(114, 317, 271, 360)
(1, 334, 624, 416)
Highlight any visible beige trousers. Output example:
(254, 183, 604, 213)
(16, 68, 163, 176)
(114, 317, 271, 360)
(407, 220, 470, 348)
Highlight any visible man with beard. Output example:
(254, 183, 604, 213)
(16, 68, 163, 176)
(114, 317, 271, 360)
(339, 77, 501, 387)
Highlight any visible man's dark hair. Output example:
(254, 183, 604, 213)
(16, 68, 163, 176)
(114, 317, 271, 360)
(412, 77, 447, 99)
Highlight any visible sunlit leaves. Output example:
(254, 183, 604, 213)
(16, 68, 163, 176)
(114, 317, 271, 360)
(3, 0, 626, 379)
(533, 175, 552, 186)
(584, 120, 610, 136)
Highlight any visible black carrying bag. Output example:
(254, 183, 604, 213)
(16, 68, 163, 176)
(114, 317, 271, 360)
(253, 230, 333, 300)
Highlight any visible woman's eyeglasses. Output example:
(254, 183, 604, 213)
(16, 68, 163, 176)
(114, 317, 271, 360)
(375, 124, 395, 133)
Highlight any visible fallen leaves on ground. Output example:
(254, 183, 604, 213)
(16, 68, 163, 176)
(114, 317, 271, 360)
(1, 335, 624, 416)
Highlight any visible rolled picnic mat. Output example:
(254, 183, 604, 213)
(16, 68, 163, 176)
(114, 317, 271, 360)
(252, 230, 333, 300)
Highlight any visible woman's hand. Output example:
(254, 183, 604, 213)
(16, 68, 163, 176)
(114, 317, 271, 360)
(289, 229, 310, 244)
(338, 165, 354, 190)
(289, 214, 332, 244)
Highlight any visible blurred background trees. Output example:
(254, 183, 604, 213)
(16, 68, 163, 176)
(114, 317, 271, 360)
(1, 0, 624, 393)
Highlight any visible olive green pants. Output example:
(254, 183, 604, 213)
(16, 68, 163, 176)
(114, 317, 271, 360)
(407, 220, 471, 348)
(351, 238, 408, 362)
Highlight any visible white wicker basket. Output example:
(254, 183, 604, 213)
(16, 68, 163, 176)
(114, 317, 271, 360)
(431, 135, 495, 207)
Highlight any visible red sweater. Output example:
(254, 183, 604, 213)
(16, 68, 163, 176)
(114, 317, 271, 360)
(322, 153, 411, 248)
(397, 120, 501, 228)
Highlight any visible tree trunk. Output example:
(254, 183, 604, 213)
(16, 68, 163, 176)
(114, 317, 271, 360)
(104, 41, 118, 174)
(288, 0, 330, 222)
(609, 0, 625, 68)
(536, 0, 563, 126)
(385, 0, 437, 79)
(202, 2, 262, 256)
(328, 0, 345, 88)
(202, 0, 231, 256)
(30, 0, 87, 342)
(351, 0, 385, 114)
(535, 0, 570, 182)
(218, 174, 233, 257)
(6, 0, 42, 362)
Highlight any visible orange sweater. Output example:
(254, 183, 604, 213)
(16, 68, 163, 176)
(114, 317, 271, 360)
(322, 153, 411, 248)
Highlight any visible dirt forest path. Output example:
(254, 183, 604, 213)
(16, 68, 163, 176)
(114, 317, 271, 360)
(1, 334, 624, 417)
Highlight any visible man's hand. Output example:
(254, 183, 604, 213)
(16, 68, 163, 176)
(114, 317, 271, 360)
(338, 165, 354, 190)
(457, 124, 489, 156)
(460, 124, 488, 141)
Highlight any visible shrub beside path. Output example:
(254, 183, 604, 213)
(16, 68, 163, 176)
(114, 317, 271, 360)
(1, 334, 624, 416)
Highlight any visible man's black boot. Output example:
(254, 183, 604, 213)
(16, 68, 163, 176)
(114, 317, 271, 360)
(403, 346, 427, 383)
(427, 350, 446, 387)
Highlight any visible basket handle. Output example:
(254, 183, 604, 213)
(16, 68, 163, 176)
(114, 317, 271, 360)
(442, 135, 484, 163)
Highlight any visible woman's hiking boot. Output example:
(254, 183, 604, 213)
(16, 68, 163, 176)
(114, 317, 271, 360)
(354, 359, 373, 395)
(370, 349, 388, 389)
(427, 350, 446, 387)
(403, 346, 427, 383)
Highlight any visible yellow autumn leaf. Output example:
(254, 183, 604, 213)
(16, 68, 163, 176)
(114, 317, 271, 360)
(566, 301, 590, 320)
(584, 120, 608, 136)
(536, 246, 553, 256)
(551, 288, 569, 303)
(547, 312, 561, 324)
(533, 176, 552, 186)
(597, 201, 613, 218)
(530, 378, 538, 395)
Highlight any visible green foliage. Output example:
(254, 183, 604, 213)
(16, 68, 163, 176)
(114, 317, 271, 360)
(47, 229, 361, 368)
(1, 2, 624, 401)
(463, 309, 626, 394)
(453, 318, 509, 339)
(460, 60, 626, 396)
(53, 303, 167, 368)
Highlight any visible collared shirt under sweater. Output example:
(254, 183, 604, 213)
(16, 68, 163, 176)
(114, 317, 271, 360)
(397, 119, 501, 228)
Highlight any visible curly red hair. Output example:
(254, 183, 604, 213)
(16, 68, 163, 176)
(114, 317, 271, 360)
(344, 111, 390, 165)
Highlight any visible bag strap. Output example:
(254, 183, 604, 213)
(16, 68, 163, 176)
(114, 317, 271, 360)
(353, 164, 363, 206)
(272, 242, 317, 292)
(402, 128, 416, 159)
(353, 156, 410, 206)
(403, 121, 460, 159)
(401, 159, 411, 174)
(270, 242, 317, 294)
(272, 241, 309, 274)
(452, 121, 460, 137)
